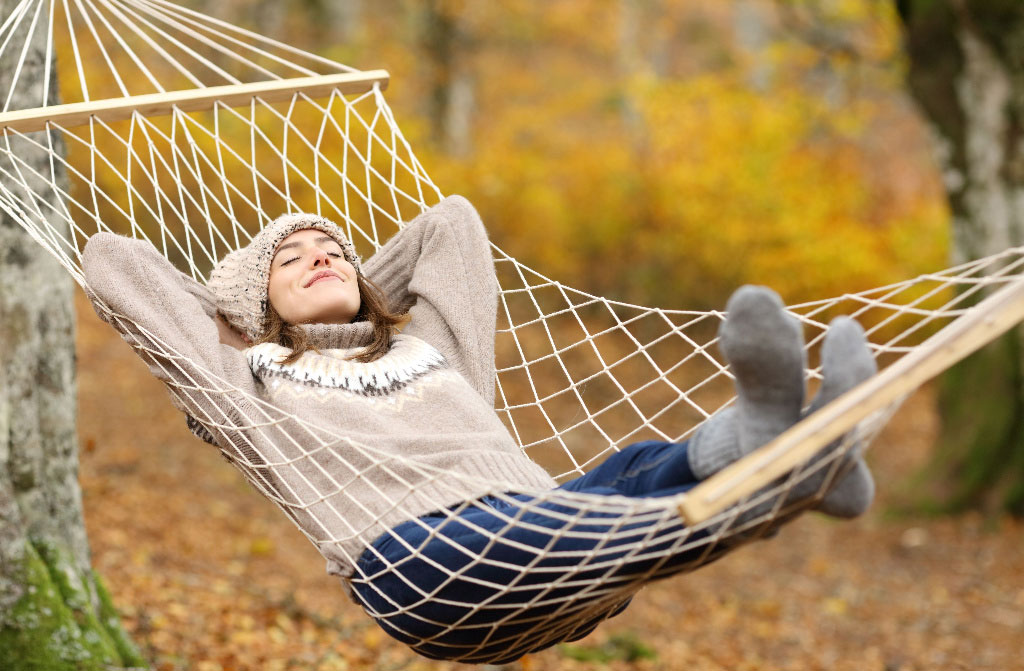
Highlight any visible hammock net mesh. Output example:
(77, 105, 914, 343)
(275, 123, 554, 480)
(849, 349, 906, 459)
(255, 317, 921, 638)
(2, 0, 1022, 663)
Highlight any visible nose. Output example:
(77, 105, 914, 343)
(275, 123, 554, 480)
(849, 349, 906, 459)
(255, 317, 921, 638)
(310, 247, 331, 267)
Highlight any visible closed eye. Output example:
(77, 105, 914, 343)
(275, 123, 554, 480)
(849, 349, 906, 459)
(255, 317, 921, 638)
(274, 243, 342, 267)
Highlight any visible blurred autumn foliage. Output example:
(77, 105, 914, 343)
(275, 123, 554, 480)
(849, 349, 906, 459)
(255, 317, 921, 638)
(369, 0, 949, 309)
(53, 0, 949, 310)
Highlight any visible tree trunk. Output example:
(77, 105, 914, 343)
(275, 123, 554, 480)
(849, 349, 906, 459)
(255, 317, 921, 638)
(896, 0, 1024, 514)
(412, 0, 476, 157)
(0, 1, 146, 667)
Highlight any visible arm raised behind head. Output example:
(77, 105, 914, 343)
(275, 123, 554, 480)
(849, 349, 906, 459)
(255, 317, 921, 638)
(362, 195, 499, 404)
(82, 232, 260, 439)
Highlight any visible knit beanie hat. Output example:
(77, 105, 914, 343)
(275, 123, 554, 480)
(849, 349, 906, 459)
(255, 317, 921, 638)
(208, 213, 361, 343)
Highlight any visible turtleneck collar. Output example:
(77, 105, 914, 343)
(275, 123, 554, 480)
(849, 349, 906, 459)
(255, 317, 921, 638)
(300, 320, 375, 351)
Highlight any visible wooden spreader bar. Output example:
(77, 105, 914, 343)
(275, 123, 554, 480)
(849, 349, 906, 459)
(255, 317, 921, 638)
(678, 276, 1024, 525)
(0, 70, 389, 134)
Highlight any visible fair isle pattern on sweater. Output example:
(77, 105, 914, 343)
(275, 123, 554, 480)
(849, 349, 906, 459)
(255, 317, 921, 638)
(247, 334, 448, 397)
(261, 367, 461, 412)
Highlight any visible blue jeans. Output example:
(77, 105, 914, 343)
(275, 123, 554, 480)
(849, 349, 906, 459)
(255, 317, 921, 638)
(351, 440, 718, 664)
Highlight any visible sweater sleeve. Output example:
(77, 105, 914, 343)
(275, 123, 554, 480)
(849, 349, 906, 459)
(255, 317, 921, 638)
(81, 232, 260, 434)
(362, 195, 499, 404)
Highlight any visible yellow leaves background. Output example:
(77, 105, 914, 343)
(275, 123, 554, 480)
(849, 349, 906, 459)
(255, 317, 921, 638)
(48, 0, 948, 310)
(397, 1, 948, 309)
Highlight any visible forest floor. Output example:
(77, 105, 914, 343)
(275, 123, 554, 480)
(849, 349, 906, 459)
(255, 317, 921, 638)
(75, 294, 1024, 671)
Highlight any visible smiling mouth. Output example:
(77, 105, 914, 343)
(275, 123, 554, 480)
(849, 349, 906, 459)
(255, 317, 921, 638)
(305, 271, 342, 287)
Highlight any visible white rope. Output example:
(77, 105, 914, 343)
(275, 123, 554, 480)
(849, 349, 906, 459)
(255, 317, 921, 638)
(107, 0, 207, 89)
(61, 0, 90, 101)
(82, 0, 165, 93)
(2, 0, 45, 112)
(141, 0, 358, 75)
(118, 0, 252, 86)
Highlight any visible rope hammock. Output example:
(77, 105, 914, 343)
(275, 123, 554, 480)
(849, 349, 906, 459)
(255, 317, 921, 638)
(4, 0, 1024, 663)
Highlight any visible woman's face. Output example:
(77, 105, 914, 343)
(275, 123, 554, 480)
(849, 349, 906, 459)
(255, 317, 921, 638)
(267, 228, 361, 326)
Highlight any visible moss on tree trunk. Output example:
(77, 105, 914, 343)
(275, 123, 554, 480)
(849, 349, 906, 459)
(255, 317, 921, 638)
(0, 540, 146, 670)
(931, 328, 1024, 514)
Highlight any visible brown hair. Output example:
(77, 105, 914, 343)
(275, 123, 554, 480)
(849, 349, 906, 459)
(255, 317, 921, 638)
(257, 274, 409, 365)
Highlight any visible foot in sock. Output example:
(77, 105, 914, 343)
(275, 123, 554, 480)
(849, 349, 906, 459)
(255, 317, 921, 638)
(688, 285, 805, 480)
(803, 316, 877, 518)
(717, 285, 807, 454)
(688, 286, 878, 519)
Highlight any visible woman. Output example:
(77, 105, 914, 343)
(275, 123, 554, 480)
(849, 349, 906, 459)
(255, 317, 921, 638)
(83, 196, 876, 663)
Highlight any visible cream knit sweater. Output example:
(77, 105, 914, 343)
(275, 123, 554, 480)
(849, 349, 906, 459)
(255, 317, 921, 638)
(83, 196, 557, 579)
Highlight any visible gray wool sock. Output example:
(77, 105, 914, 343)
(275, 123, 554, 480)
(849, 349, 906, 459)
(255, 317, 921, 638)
(814, 461, 875, 519)
(688, 407, 741, 480)
(805, 317, 876, 415)
(687, 288, 880, 530)
(688, 285, 805, 479)
(803, 316, 877, 518)
(717, 285, 807, 454)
